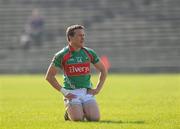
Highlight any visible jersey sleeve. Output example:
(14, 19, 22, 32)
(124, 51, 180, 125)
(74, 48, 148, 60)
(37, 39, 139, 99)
(88, 48, 100, 64)
(52, 52, 63, 68)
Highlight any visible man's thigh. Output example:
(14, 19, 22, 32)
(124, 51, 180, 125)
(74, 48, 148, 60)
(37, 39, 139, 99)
(83, 100, 100, 121)
(67, 104, 84, 121)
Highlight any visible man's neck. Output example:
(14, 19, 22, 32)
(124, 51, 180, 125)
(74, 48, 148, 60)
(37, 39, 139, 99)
(69, 43, 81, 51)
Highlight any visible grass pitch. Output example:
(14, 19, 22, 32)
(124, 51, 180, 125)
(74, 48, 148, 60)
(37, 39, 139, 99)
(0, 74, 180, 129)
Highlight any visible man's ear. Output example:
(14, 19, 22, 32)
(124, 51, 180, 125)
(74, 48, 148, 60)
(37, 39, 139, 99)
(69, 35, 73, 41)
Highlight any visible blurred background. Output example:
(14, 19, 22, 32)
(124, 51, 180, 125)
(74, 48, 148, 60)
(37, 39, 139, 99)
(0, 0, 180, 74)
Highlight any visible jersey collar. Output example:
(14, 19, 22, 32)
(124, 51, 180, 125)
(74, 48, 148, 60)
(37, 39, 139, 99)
(68, 45, 83, 52)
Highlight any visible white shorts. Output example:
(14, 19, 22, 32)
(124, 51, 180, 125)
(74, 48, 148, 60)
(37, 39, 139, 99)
(63, 88, 96, 106)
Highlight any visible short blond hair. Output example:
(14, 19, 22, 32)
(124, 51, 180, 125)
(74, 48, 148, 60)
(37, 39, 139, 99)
(66, 25, 84, 42)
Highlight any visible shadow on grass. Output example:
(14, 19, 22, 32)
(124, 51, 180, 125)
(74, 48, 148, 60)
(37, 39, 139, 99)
(64, 120, 145, 124)
(99, 120, 145, 124)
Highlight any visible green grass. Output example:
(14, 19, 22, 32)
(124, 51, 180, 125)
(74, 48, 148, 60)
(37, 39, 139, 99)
(0, 74, 180, 129)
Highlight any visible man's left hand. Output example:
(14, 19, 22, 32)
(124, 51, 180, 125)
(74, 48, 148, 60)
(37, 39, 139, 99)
(87, 88, 100, 96)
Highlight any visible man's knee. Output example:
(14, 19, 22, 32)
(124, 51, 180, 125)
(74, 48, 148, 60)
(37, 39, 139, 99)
(70, 115, 84, 121)
(86, 113, 100, 121)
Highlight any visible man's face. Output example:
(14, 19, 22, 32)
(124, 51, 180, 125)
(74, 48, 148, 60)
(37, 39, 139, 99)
(70, 29, 85, 48)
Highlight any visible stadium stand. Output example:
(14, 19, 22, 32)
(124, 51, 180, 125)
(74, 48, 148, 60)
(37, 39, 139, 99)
(0, 0, 180, 73)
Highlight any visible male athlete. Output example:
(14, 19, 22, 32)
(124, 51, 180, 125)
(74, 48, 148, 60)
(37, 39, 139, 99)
(45, 25, 107, 121)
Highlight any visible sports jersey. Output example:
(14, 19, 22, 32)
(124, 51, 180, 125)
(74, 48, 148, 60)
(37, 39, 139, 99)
(52, 45, 100, 90)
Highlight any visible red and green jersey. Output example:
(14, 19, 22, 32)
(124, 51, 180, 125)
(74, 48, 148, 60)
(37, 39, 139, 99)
(52, 45, 100, 90)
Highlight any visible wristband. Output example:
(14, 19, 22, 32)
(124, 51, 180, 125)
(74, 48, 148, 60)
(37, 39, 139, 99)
(60, 87, 69, 96)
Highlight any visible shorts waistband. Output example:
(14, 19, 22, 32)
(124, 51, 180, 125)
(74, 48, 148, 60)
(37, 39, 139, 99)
(64, 87, 88, 90)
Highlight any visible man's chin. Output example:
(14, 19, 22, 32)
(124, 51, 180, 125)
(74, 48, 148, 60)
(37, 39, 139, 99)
(80, 43, 84, 47)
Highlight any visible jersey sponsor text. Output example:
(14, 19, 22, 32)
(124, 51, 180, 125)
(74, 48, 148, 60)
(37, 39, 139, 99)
(65, 62, 90, 76)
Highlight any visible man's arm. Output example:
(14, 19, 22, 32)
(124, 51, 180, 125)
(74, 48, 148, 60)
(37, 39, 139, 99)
(45, 63, 62, 91)
(45, 63, 76, 99)
(88, 60, 107, 95)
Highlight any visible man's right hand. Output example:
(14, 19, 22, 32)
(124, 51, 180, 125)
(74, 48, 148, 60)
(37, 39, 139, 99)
(65, 93, 77, 100)
(60, 87, 76, 100)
